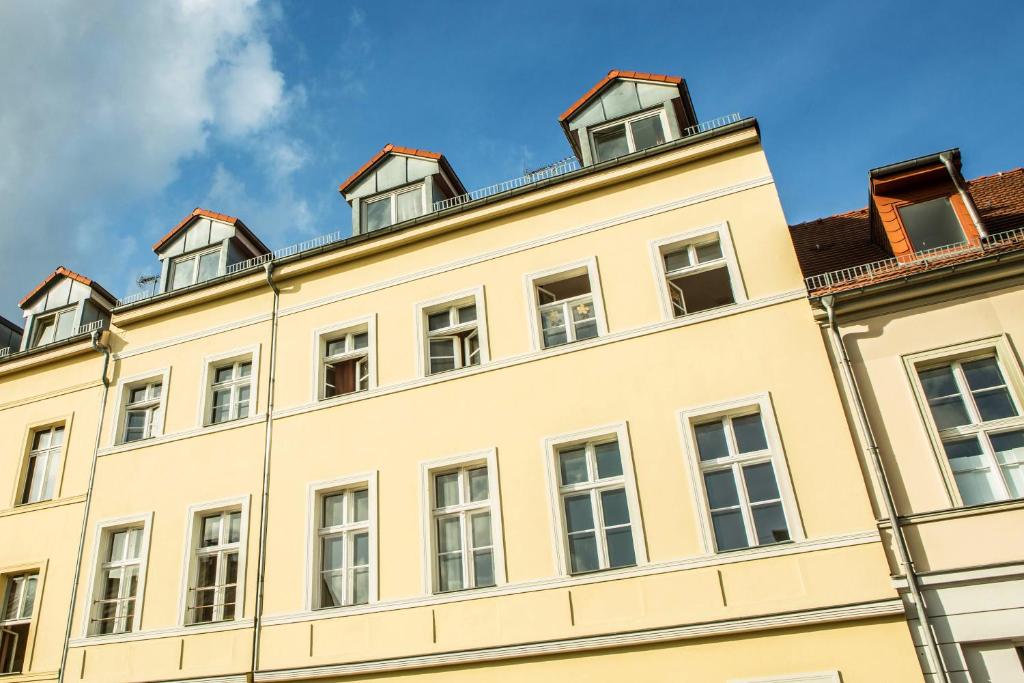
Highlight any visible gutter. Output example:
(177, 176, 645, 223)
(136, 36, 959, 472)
(940, 151, 987, 238)
(819, 297, 949, 683)
(58, 330, 112, 683)
(251, 263, 280, 676)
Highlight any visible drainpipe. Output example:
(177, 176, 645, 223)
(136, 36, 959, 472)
(820, 296, 949, 683)
(251, 262, 280, 677)
(940, 152, 987, 239)
(58, 330, 112, 683)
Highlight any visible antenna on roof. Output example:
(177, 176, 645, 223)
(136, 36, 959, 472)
(136, 274, 159, 297)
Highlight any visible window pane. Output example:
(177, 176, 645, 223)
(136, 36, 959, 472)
(695, 420, 729, 461)
(743, 462, 781, 503)
(323, 493, 345, 527)
(630, 114, 666, 152)
(465, 332, 480, 366)
(352, 567, 369, 604)
(559, 448, 588, 485)
(325, 339, 347, 357)
(605, 527, 636, 568)
(364, 197, 392, 232)
(227, 511, 241, 543)
(197, 250, 220, 283)
(928, 396, 973, 430)
(471, 512, 492, 548)
(428, 338, 456, 374)
(669, 266, 735, 315)
(704, 470, 740, 509)
(962, 357, 1005, 390)
(238, 362, 252, 377)
(992, 430, 1024, 498)
(540, 307, 567, 347)
(150, 383, 162, 399)
(110, 530, 128, 561)
(919, 365, 959, 398)
(898, 197, 966, 251)
(695, 240, 724, 262)
(124, 411, 147, 441)
(55, 310, 76, 341)
(733, 413, 768, 453)
(434, 472, 460, 508)
(352, 332, 368, 350)
(322, 536, 344, 571)
(321, 573, 344, 608)
(572, 299, 599, 341)
(473, 550, 494, 587)
(214, 366, 234, 383)
(436, 517, 462, 553)
(600, 488, 630, 527)
(395, 188, 422, 223)
(23, 576, 36, 617)
(568, 533, 600, 573)
(427, 311, 451, 332)
(663, 248, 690, 272)
(563, 494, 595, 533)
(196, 555, 218, 588)
(200, 515, 220, 547)
(352, 489, 369, 523)
(711, 509, 749, 551)
(593, 124, 629, 163)
(129, 387, 148, 404)
(751, 502, 790, 545)
(170, 257, 195, 290)
(353, 532, 369, 566)
(944, 437, 1000, 505)
(438, 554, 463, 592)
(468, 467, 488, 502)
(974, 389, 1018, 422)
(594, 441, 623, 478)
(50, 426, 64, 446)
(457, 305, 477, 324)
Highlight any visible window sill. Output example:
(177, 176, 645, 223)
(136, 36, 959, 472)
(98, 414, 266, 457)
(884, 496, 1024, 526)
(0, 494, 87, 518)
(68, 617, 254, 647)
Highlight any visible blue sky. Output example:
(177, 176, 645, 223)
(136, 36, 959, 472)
(1, 0, 1022, 322)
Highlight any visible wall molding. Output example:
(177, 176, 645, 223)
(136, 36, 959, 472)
(111, 313, 272, 360)
(0, 380, 102, 411)
(253, 599, 901, 681)
(0, 494, 86, 519)
(67, 617, 254, 648)
(97, 414, 266, 458)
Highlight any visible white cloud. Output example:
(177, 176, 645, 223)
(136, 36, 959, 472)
(0, 0, 293, 319)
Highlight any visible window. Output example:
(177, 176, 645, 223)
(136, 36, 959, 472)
(20, 425, 64, 504)
(917, 354, 1024, 506)
(650, 225, 745, 320)
(362, 184, 424, 232)
(421, 450, 505, 594)
(0, 572, 37, 674)
(123, 381, 162, 443)
(315, 487, 371, 608)
(207, 359, 252, 425)
(417, 291, 489, 376)
(30, 307, 76, 347)
(680, 396, 802, 554)
(89, 525, 145, 635)
(169, 247, 221, 291)
(320, 325, 371, 399)
(526, 261, 606, 350)
(554, 437, 639, 573)
(591, 110, 668, 163)
(186, 509, 242, 624)
(898, 196, 966, 252)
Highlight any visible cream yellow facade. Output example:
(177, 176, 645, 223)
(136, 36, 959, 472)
(1, 119, 925, 682)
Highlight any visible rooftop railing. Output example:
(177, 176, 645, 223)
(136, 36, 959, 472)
(0, 347, 10, 358)
(804, 226, 1024, 293)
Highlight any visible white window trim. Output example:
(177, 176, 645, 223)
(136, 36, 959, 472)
(522, 256, 609, 352)
(304, 472, 378, 611)
(413, 286, 491, 377)
(176, 495, 250, 627)
(730, 672, 840, 683)
(169, 245, 223, 290)
(28, 305, 79, 348)
(80, 512, 154, 637)
(310, 315, 377, 403)
(0, 563, 43, 675)
(13, 414, 74, 506)
(419, 448, 506, 595)
(542, 422, 647, 577)
(109, 368, 171, 447)
(648, 221, 747, 321)
(195, 344, 261, 428)
(588, 107, 672, 163)
(677, 392, 805, 555)
(361, 182, 427, 231)
(902, 334, 1024, 508)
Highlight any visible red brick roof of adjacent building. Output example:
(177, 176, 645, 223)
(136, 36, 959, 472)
(559, 70, 684, 123)
(337, 144, 466, 196)
(19, 266, 116, 309)
(151, 208, 270, 255)
(789, 168, 1024, 280)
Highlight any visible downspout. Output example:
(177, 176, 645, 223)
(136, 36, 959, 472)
(58, 330, 111, 683)
(820, 296, 949, 683)
(251, 262, 280, 677)
(941, 152, 987, 239)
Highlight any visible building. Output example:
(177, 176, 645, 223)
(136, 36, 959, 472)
(790, 151, 1024, 682)
(0, 70, 924, 682)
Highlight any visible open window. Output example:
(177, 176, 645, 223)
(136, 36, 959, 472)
(183, 504, 247, 625)
(317, 320, 374, 400)
(591, 109, 669, 164)
(313, 485, 372, 608)
(417, 289, 488, 376)
(527, 260, 606, 350)
(0, 572, 38, 675)
(651, 225, 744, 320)
(897, 196, 967, 252)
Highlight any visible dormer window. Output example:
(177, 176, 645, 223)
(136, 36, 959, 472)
(897, 197, 966, 252)
(591, 110, 668, 164)
(362, 184, 425, 233)
(30, 307, 76, 347)
(17, 267, 114, 352)
(169, 246, 222, 291)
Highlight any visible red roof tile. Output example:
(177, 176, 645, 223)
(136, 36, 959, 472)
(151, 208, 269, 255)
(559, 70, 684, 123)
(338, 144, 451, 195)
(19, 266, 116, 309)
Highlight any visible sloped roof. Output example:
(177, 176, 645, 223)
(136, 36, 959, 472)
(19, 266, 116, 309)
(151, 208, 270, 255)
(337, 144, 467, 195)
(559, 69, 685, 123)
(789, 168, 1024, 281)
(0, 315, 23, 334)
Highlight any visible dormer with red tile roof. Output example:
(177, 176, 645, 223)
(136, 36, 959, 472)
(339, 144, 466, 236)
(153, 208, 270, 294)
(17, 266, 115, 351)
(559, 70, 698, 167)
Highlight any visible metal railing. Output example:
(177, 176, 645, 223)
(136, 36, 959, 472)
(805, 226, 1024, 292)
(77, 320, 106, 335)
(432, 156, 582, 212)
(0, 347, 9, 358)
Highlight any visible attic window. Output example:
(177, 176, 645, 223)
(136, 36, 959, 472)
(30, 307, 76, 347)
(362, 185, 424, 233)
(898, 197, 966, 252)
(170, 246, 221, 290)
(592, 111, 667, 164)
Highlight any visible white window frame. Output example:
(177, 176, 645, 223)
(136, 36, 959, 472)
(419, 448, 506, 595)
(361, 182, 427, 232)
(903, 335, 1024, 508)
(648, 222, 747, 321)
(110, 368, 170, 447)
(17, 419, 70, 506)
(197, 345, 261, 428)
(523, 257, 609, 352)
(311, 315, 377, 402)
(0, 567, 40, 675)
(177, 496, 250, 627)
(543, 422, 647, 576)
(29, 305, 78, 348)
(81, 513, 153, 637)
(414, 286, 491, 377)
(305, 472, 378, 611)
(678, 393, 805, 555)
(588, 107, 672, 163)
(168, 245, 223, 291)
